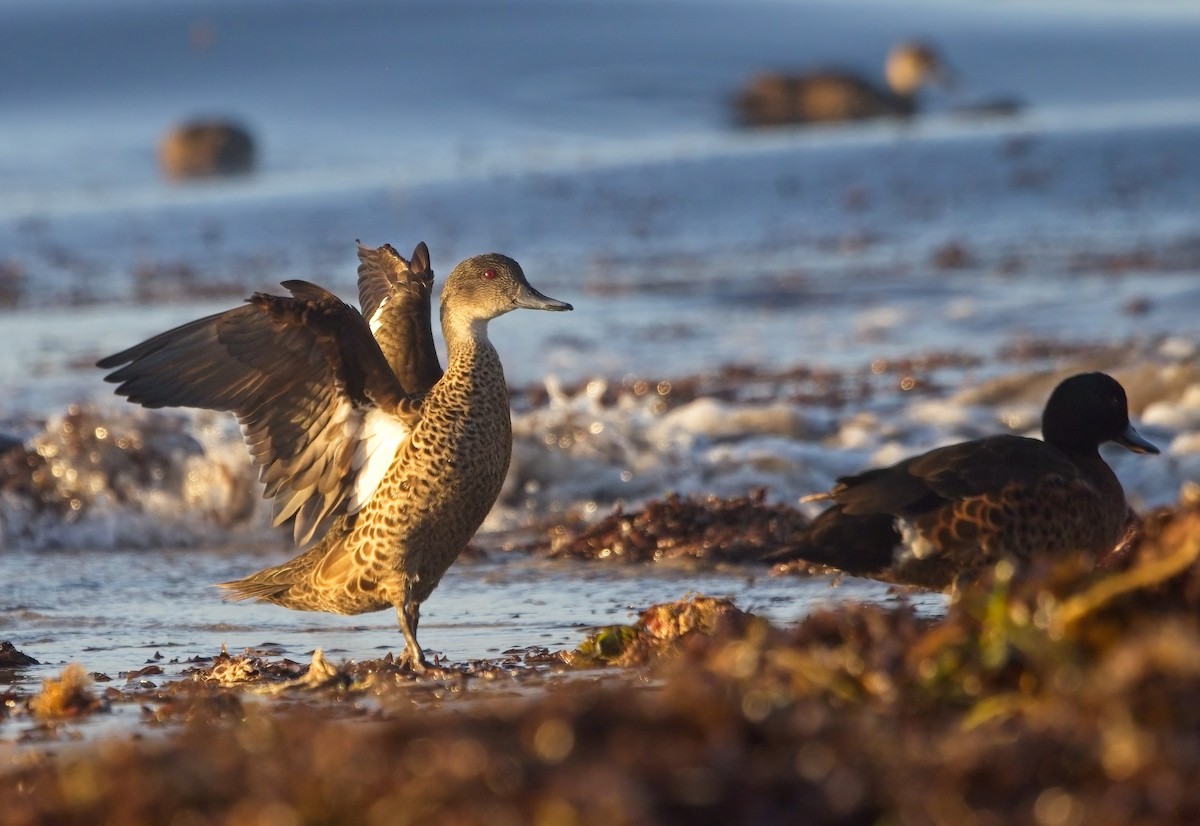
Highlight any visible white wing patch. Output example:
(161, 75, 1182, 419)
(368, 296, 390, 336)
(349, 406, 410, 513)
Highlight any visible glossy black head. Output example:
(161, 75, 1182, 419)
(1041, 372, 1159, 456)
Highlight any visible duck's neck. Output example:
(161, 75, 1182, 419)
(892, 91, 918, 116)
(441, 314, 501, 377)
(443, 313, 487, 350)
(1064, 445, 1124, 501)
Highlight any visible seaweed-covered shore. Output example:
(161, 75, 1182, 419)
(4, 0, 1200, 820)
(4, 495, 1200, 825)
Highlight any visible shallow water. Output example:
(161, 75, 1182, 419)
(1, 547, 940, 685)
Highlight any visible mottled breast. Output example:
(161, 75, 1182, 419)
(373, 340, 512, 599)
(905, 473, 1128, 567)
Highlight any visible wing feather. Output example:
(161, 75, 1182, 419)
(98, 280, 418, 546)
(356, 241, 444, 394)
(834, 435, 1078, 517)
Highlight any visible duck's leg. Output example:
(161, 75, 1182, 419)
(395, 598, 427, 672)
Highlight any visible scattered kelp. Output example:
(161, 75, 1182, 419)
(572, 595, 756, 666)
(28, 664, 102, 720)
(516, 353, 979, 414)
(0, 643, 39, 670)
(185, 643, 570, 689)
(545, 489, 811, 564)
(186, 646, 312, 688)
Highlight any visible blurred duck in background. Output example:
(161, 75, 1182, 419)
(734, 39, 1024, 128)
(734, 41, 951, 127)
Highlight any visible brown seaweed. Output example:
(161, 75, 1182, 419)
(545, 489, 812, 564)
(4, 498, 1200, 824)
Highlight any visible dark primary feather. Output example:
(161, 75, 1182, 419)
(356, 241, 443, 394)
(98, 281, 416, 545)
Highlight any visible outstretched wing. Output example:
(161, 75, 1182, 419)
(97, 280, 421, 545)
(357, 241, 444, 394)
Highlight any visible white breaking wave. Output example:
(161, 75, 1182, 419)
(4, 349, 1198, 551)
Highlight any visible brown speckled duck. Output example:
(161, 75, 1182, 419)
(773, 373, 1158, 589)
(98, 243, 572, 671)
(735, 41, 948, 127)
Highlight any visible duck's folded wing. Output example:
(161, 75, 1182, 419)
(906, 435, 1079, 500)
(832, 435, 1078, 517)
(357, 241, 444, 394)
(97, 280, 420, 545)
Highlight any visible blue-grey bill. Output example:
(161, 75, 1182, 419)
(515, 285, 573, 312)
(1117, 423, 1159, 455)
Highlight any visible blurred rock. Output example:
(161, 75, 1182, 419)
(158, 119, 256, 180)
(931, 241, 973, 270)
(0, 260, 26, 307)
(0, 642, 39, 668)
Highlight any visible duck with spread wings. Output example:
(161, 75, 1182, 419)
(99, 242, 572, 671)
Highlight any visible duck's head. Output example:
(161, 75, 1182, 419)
(441, 253, 572, 324)
(884, 41, 951, 97)
(1041, 372, 1159, 456)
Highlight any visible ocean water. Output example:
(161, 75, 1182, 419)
(2, 0, 1199, 689)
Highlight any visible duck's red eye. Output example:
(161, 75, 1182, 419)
(484, 269, 496, 280)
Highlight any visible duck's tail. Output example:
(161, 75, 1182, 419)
(217, 541, 332, 606)
(763, 506, 900, 576)
(217, 572, 293, 603)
